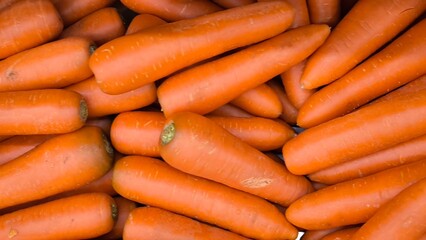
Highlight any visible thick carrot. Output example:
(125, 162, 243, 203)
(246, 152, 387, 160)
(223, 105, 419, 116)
(211, 0, 255, 8)
(298, 18, 426, 128)
(321, 227, 359, 240)
(0, 0, 63, 59)
(159, 112, 313, 206)
(50, 0, 115, 26)
(0, 89, 88, 135)
(110, 111, 165, 157)
(123, 206, 249, 240)
(0, 126, 113, 210)
(85, 116, 113, 137)
(300, 0, 426, 89)
(100, 196, 137, 240)
(0, 193, 117, 240)
(301, 227, 344, 240)
(121, 0, 222, 21)
(285, 159, 426, 230)
(208, 103, 254, 118)
(125, 14, 167, 35)
(0, 37, 95, 92)
(90, 1, 295, 94)
(283, 89, 426, 175)
(113, 155, 298, 239)
(60, 7, 126, 46)
(351, 177, 426, 240)
(307, 0, 340, 27)
(208, 116, 296, 151)
(308, 135, 426, 184)
(158, 24, 330, 117)
(268, 79, 299, 125)
(66, 76, 157, 118)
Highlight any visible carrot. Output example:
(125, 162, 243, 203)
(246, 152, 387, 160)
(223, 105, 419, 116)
(211, 0, 255, 8)
(208, 103, 254, 118)
(159, 112, 313, 206)
(66, 76, 157, 118)
(321, 227, 359, 240)
(301, 227, 345, 240)
(158, 24, 330, 117)
(110, 111, 165, 157)
(307, 0, 340, 27)
(297, 18, 426, 128)
(89, 1, 296, 94)
(0, 37, 95, 92)
(285, 159, 426, 230)
(0, 135, 11, 143)
(300, 0, 426, 89)
(50, 0, 115, 26)
(100, 196, 137, 240)
(0, 193, 117, 240)
(258, 0, 310, 29)
(120, 0, 222, 21)
(113, 155, 298, 239)
(351, 177, 426, 240)
(0, 0, 17, 11)
(60, 7, 126, 46)
(0, 0, 63, 59)
(283, 89, 426, 175)
(85, 116, 113, 137)
(0, 89, 88, 135)
(268, 79, 299, 125)
(308, 134, 426, 185)
(125, 14, 167, 35)
(0, 126, 113, 210)
(208, 116, 296, 151)
(123, 206, 249, 240)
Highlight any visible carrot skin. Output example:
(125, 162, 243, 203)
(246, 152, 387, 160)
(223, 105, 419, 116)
(321, 227, 359, 240)
(211, 0, 255, 9)
(258, 0, 310, 28)
(99, 196, 137, 240)
(85, 116, 113, 137)
(301, 227, 345, 240)
(208, 103, 254, 118)
(125, 14, 167, 35)
(51, 0, 115, 26)
(307, 0, 341, 27)
(268, 80, 299, 125)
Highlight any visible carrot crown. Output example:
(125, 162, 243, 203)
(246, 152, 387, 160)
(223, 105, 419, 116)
(160, 121, 175, 145)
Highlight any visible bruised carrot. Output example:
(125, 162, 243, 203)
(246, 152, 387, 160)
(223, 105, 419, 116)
(158, 24, 330, 117)
(85, 116, 113, 137)
(307, 0, 340, 27)
(60, 7, 126, 46)
(321, 227, 359, 240)
(211, 0, 255, 8)
(301, 227, 345, 240)
(0, 89, 88, 135)
(125, 14, 167, 35)
(268, 79, 299, 125)
(285, 159, 426, 230)
(111, 111, 165, 157)
(0, 126, 113, 210)
(283, 89, 426, 175)
(66, 76, 157, 118)
(51, 0, 115, 26)
(0, 37, 95, 92)
(298, 18, 426, 128)
(123, 207, 249, 240)
(113, 155, 298, 239)
(90, 1, 295, 94)
(208, 103, 254, 118)
(309, 135, 426, 184)
(160, 112, 313, 206)
(0, 193, 117, 240)
(300, 0, 426, 89)
(351, 178, 426, 240)
(0, 0, 63, 59)
(100, 197, 137, 240)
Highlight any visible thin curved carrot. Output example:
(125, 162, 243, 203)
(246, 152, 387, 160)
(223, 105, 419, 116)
(268, 79, 299, 125)
(308, 135, 426, 185)
(0, 0, 63, 59)
(0, 89, 88, 135)
(211, 0, 255, 8)
(300, 0, 426, 89)
(307, 0, 340, 27)
(89, 1, 296, 94)
(0, 37, 95, 92)
(321, 227, 359, 240)
(100, 196, 137, 240)
(208, 103, 254, 118)
(113, 155, 298, 239)
(125, 14, 167, 35)
(158, 24, 330, 117)
(301, 227, 345, 240)
(283, 89, 426, 175)
(0, 193, 117, 240)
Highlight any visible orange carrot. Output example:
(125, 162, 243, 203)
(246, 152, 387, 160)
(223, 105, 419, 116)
(100, 196, 137, 240)
(158, 24, 330, 117)
(301, 227, 345, 240)
(211, 0, 255, 8)
(307, 0, 341, 27)
(60, 7, 126, 46)
(0, 126, 113, 210)
(258, 0, 310, 29)
(90, 1, 295, 94)
(85, 116, 113, 137)
(159, 112, 313, 206)
(110, 111, 165, 157)
(268, 79, 299, 125)
(230, 83, 283, 118)
(300, 0, 426, 89)
(125, 14, 167, 35)
(308, 135, 426, 184)
(0, 0, 17, 11)
(0, 136, 11, 143)
(121, 0, 222, 21)
(298, 18, 426, 128)
(113, 155, 298, 239)
(0, 0, 63, 59)
(321, 227, 359, 240)
(283, 89, 426, 175)
(285, 159, 426, 230)
(208, 103, 254, 118)
(123, 206, 249, 240)
(0, 193, 117, 240)
(0, 89, 88, 135)
(66, 76, 157, 118)
(0, 37, 95, 92)
(351, 177, 426, 240)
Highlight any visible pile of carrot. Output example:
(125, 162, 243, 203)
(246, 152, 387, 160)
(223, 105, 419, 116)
(0, 0, 425, 239)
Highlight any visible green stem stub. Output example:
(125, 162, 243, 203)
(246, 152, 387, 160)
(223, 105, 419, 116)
(161, 121, 176, 146)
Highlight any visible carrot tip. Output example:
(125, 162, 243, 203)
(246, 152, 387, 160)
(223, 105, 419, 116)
(160, 121, 175, 145)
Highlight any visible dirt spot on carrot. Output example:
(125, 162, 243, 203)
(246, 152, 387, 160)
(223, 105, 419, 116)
(5, 70, 17, 81)
(241, 177, 273, 188)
